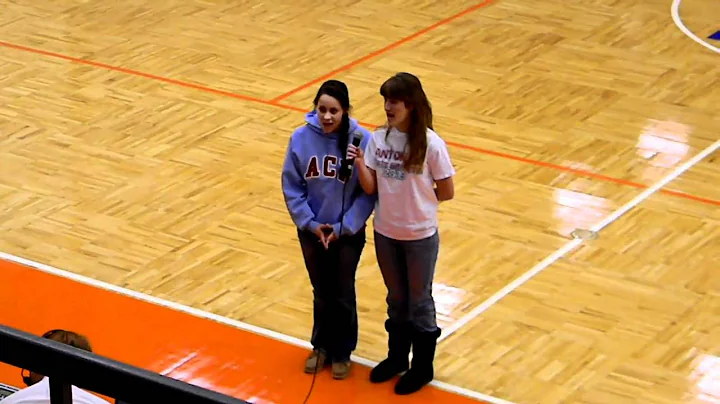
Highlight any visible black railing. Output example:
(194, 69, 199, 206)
(0, 324, 249, 404)
(0, 381, 18, 399)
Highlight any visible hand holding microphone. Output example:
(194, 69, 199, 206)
(339, 132, 364, 181)
(346, 141, 364, 161)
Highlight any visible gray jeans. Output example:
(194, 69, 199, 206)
(374, 230, 440, 332)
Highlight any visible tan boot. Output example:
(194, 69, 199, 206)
(304, 350, 327, 374)
(332, 360, 351, 379)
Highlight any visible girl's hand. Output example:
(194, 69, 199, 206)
(347, 144, 364, 162)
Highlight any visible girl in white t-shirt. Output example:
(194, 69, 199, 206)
(347, 72, 455, 395)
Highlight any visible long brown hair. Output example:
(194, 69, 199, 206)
(380, 72, 433, 173)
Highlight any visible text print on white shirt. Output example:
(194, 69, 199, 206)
(374, 147, 408, 180)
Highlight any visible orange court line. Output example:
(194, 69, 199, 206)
(442, 140, 720, 207)
(0, 258, 487, 404)
(0, 40, 717, 208)
(269, 0, 496, 102)
(0, 41, 307, 114)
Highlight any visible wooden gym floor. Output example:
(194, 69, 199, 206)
(0, 0, 718, 403)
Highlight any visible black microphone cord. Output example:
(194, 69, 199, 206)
(302, 156, 349, 404)
(302, 357, 320, 404)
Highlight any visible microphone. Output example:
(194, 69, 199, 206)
(339, 131, 364, 181)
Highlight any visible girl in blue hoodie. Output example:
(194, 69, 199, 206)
(281, 80, 375, 380)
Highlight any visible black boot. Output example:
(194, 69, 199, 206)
(369, 319, 412, 383)
(394, 327, 441, 395)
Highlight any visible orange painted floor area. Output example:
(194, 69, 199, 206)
(0, 258, 482, 404)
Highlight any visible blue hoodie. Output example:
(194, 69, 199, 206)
(282, 111, 376, 238)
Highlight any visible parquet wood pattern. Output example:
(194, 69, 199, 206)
(440, 193, 719, 404)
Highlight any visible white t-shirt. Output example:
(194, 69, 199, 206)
(364, 126, 455, 241)
(1, 378, 110, 404)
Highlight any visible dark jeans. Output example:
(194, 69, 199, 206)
(298, 227, 366, 362)
(374, 230, 440, 332)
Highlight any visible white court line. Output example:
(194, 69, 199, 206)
(439, 139, 720, 343)
(671, 0, 720, 54)
(0, 251, 515, 404)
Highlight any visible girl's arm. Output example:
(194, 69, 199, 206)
(434, 176, 454, 201)
(428, 135, 456, 202)
(347, 135, 378, 195)
(354, 157, 377, 195)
